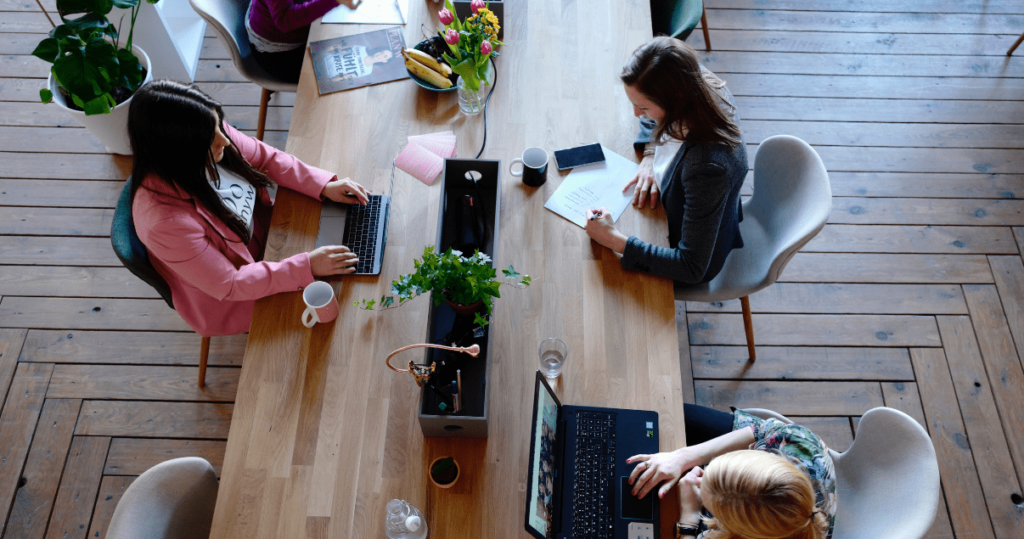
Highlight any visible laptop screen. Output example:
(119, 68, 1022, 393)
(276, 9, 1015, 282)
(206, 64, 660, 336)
(526, 372, 560, 539)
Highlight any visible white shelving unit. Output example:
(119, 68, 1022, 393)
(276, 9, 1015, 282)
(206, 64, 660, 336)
(114, 0, 207, 82)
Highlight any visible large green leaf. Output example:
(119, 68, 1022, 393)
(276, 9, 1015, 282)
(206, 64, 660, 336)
(57, 0, 113, 16)
(49, 24, 76, 40)
(114, 47, 144, 91)
(64, 13, 112, 35)
(53, 43, 114, 114)
(79, 93, 115, 115)
(31, 38, 59, 63)
(84, 37, 118, 86)
(451, 58, 479, 91)
(111, 0, 138, 8)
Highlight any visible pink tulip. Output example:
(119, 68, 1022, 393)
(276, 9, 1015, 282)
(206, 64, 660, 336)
(470, 0, 485, 14)
(438, 8, 454, 25)
(480, 39, 493, 55)
(445, 28, 460, 45)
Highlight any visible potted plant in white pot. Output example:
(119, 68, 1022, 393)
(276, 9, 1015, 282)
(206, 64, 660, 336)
(32, 0, 159, 155)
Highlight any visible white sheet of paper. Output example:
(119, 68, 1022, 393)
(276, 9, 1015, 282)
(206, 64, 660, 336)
(544, 146, 638, 228)
(322, 0, 407, 24)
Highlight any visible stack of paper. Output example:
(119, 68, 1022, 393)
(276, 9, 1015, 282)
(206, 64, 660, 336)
(544, 145, 639, 228)
(396, 131, 457, 185)
(322, 0, 408, 25)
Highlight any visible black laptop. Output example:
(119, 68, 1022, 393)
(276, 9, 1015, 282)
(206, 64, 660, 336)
(525, 371, 660, 539)
(315, 163, 395, 275)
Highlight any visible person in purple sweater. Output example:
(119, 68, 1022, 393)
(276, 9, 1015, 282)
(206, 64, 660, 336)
(246, 0, 342, 83)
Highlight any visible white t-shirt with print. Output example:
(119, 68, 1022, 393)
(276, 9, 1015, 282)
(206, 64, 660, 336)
(209, 166, 256, 235)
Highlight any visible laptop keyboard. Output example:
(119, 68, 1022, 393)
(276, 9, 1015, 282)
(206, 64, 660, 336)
(571, 411, 617, 539)
(343, 195, 383, 274)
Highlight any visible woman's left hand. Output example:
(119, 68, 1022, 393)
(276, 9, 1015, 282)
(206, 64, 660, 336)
(322, 178, 370, 205)
(585, 207, 628, 254)
(678, 466, 704, 524)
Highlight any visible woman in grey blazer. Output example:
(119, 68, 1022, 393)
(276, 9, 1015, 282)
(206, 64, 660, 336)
(586, 37, 748, 286)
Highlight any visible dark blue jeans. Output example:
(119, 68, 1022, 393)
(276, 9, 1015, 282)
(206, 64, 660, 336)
(684, 403, 734, 446)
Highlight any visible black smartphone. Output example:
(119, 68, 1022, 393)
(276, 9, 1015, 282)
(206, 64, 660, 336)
(553, 143, 605, 170)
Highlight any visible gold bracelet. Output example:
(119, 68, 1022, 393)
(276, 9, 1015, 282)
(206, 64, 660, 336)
(642, 148, 656, 157)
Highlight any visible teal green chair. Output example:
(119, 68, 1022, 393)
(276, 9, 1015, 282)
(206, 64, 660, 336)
(111, 177, 211, 387)
(651, 0, 711, 51)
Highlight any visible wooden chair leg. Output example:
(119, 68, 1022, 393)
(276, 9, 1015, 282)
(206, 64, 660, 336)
(701, 8, 711, 52)
(740, 296, 755, 361)
(257, 88, 270, 141)
(199, 336, 210, 388)
(1008, 30, 1024, 56)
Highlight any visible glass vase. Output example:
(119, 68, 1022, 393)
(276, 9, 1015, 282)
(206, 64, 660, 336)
(457, 77, 488, 116)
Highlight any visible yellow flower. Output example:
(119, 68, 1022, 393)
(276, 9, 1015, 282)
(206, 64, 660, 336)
(477, 8, 490, 16)
(486, 13, 499, 25)
(468, 14, 477, 22)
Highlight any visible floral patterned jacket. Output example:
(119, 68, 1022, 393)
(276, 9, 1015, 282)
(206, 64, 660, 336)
(697, 410, 837, 539)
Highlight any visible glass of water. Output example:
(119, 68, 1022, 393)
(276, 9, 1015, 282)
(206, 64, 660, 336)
(538, 338, 568, 379)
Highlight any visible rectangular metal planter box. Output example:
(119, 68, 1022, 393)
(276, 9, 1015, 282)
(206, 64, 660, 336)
(418, 159, 502, 438)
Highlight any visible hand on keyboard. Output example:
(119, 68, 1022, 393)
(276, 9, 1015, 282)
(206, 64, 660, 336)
(310, 245, 359, 276)
(322, 177, 370, 206)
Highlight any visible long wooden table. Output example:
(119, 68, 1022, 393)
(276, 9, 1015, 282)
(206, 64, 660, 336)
(209, 1, 685, 537)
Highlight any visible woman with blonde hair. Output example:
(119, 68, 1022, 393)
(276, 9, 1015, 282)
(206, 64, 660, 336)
(626, 406, 836, 538)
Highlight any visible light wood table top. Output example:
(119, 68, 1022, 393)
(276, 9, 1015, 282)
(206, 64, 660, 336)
(209, 1, 685, 537)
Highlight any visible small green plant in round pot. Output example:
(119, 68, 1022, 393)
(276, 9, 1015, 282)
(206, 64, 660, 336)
(356, 246, 530, 328)
(429, 456, 460, 488)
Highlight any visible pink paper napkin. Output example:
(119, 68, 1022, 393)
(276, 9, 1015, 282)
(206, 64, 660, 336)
(410, 136, 456, 158)
(396, 131, 458, 184)
(396, 141, 445, 185)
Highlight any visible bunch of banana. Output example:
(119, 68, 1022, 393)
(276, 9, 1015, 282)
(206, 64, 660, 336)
(403, 48, 453, 89)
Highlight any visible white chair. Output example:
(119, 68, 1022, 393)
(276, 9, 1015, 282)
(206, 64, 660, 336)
(106, 457, 219, 539)
(742, 407, 941, 539)
(677, 135, 832, 361)
(188, 0, 298, 141)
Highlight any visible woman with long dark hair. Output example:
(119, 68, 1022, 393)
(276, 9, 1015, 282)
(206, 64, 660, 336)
(585, 37, 747, 285)
(129, 80, 368, 336)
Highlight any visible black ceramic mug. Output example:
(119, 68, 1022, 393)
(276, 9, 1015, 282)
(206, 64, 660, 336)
(510, 147, 548, 187)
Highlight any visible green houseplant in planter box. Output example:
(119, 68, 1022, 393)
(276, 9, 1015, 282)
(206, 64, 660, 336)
(32, 0, 159, 154)
(356, 246, 530, 328)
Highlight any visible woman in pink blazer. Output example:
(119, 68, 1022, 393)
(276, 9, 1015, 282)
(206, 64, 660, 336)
(128, 80, 367, 336)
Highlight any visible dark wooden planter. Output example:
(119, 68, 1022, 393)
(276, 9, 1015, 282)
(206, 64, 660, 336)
(418, 159, 502, 438)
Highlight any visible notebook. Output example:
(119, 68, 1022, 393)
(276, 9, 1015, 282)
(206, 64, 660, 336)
(525, 371, 661, 539)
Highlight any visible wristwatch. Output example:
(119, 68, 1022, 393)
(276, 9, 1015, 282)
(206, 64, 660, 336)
(675, 523, 700, 538)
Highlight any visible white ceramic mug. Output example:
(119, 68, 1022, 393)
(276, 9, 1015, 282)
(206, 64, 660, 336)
(302, 281, 339, 327)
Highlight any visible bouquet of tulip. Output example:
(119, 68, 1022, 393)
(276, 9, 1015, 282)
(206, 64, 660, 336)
(437, 0, 503, 98)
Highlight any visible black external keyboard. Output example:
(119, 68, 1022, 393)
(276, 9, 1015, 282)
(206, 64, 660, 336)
(343, 195, 383, 274)
(571, 411, 617, 539)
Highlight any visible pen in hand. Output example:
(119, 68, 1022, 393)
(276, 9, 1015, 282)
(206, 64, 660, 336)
(589, 210, 603, 221)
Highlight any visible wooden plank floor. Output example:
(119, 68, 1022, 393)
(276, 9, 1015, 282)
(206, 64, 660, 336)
(1, 1, 1023, 538)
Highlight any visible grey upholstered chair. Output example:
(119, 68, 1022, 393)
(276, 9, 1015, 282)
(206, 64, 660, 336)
(742, 407, 941, 539)
(651, 0, 712, 51)
(676, 135, 832, 361)
(111, 177, 211, 387)
(106, 457, 219, 539)
(188, 0, 298, 141)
